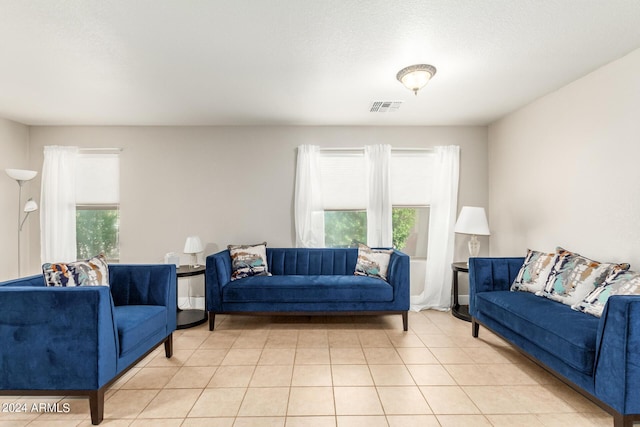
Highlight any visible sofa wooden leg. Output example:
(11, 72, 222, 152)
(89, 389, 104, 425)
(402, 312, 408, 331)
(613, 414, 634, 427)
(164, 334, 173, 358)
(472, 319, 479, 338)
(209, 312, 216, 331)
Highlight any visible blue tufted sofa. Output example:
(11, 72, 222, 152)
(0, 264, 177, 425)
(206, 247, 410, 331)
(469, 257, 640, 427)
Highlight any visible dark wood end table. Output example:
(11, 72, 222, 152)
(177, 265, 207, 329)
(451, 262, 471, 322)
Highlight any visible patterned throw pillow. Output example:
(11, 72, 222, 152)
(537, 247, 629, 306)
(354, 244, 393, 281)
(510, 249, 555, 293)
(228, 242, 271, 281)
(43, 254, 109, 287)
(573, 267, 640, 317)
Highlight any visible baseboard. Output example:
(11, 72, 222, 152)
(178, 296, 205, 310)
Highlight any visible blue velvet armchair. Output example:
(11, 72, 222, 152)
(0, 264, 177, 425)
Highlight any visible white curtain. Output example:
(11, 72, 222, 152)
(411, 145, 460, 311)
(365, 144, 392, 247)
(294, 145, 325, 247)
(40, 146, 79, 263)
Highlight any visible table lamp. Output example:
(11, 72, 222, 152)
(184, 236, 203, 268)
(454, 206, 490, 260)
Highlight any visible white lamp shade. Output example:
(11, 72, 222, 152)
(23, 199, 38, 213)
(183, 236, 203, 254)
(454, 206, 490, 235)
(6, 168, 38, 181)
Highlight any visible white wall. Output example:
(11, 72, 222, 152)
(0, 118, 30, 280)
(25, 125, 488, 299)
(488, 47, 640, 265)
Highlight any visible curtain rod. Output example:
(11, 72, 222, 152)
(319, 147, 433, 152)
(79, 148, 123, 153)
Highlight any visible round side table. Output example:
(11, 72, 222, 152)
(451, 262, 471, 322)
(176, 265, 207, 329)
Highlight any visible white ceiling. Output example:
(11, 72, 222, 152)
(1, 0, 640, 126)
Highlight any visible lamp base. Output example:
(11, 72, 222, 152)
(468, 235, 480, 258)
(190, 254, 200, 268)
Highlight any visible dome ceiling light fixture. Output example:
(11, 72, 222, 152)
(396, 64, 437, 95)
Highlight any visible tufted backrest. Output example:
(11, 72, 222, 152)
(109, 264, 176, 307)
(267, 248, 359, 275)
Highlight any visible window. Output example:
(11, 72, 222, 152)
(319, 151, 367, 247)
(390, 151, 433, 258)
(393, 206, 429, 257)
(76, 206, 119, 261)
(324, 210, 366, 247)
(75, 152, 120, 261)
(319, 149, 432, 256)
(322, 207, 429, 254)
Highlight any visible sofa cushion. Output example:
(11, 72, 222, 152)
(354, 244, 393, 281)
(113, 305, 167, 356)
(222, 275, 393, 303)
(43, 254, 109, 287)
(573, 269, 640, 317)
(510, 249, 554, 293)
(539, 247, 628, 306)
(476, 291, 599, 375)
(229, 242, 271, 280)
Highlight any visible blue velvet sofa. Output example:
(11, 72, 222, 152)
(469, 257, 640, 427)
(206, 247, 410, 331)
(0, 264, 177, 425)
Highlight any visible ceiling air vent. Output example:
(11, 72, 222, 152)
(370, 101, 403, 113)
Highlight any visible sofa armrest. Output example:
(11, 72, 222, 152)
(205, 250, 232, 312)
(109, 264, 177, 332)
(387, 250, 410, 309)
(594, 295, 640, 415)
(0, 286, 118, 390)
(469, 257, 524, 315)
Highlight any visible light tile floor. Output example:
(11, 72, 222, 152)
(0, 310, 621, 426)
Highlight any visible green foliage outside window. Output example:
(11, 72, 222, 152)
(392, 208, 416, 250)
(76, 208, 120, 261)
(324, 211, 367, 247)
(324, 208, 418, 250)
